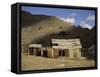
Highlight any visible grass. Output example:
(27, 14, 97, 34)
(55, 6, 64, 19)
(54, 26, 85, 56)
(21, 53, 95, 71)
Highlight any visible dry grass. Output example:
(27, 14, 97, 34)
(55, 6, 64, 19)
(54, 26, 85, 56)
(21, 54, 95, 71)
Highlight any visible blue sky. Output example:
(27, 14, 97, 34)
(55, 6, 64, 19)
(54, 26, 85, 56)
(21, 6, 95, 29)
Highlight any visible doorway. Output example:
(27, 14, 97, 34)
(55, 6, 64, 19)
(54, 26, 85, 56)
(29, 47, 33, 55)
(33, 48, 41, 56)
(59, 50, 65, 56)
(43, 50, 48, 57)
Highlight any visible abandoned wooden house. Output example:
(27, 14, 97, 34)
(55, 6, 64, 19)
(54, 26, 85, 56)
(87, 45, 95, 59)
(27, 38, 83, 59)
(51, 39, 82, 58)
(28, 44, 42, 56)
(28, 44, 58, 58)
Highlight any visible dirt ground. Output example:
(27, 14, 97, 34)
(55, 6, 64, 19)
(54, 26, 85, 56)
(21, 54, 95, 71)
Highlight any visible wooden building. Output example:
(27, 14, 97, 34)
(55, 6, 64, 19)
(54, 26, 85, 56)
(51, 39, 82, 58)
(27, 38, 83, 59)
(87, 45, 95, 59)
(28, 44, 42, 56)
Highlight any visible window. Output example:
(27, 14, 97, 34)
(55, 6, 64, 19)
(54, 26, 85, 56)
(52, 43, 58, 46)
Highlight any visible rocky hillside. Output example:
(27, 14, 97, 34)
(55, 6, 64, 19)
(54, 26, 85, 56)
(21, 11, 72, 45)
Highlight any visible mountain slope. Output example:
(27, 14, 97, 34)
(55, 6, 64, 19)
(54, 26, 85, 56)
(21, 11, 72, 45)
(21, 11, 58, 27)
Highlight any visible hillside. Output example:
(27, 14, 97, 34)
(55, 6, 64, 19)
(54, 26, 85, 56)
(21, 11, 72, 45)
(21, 11, 58, 27)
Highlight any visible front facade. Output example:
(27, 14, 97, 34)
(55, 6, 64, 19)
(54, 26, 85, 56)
(52, 39, 82, 58)
(28, 44, 42, 56)
(27, 38, 83, 59)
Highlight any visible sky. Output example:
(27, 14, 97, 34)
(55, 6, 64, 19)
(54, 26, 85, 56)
(21, 6, 95, 29)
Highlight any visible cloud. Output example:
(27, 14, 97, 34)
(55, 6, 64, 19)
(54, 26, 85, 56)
(57, 16, 75, 25)
(57, 17, 66, 22)
(66, 17, 75, 25)
(56, 13, 76, 25)
(79, 13, 95, 29)
(80, 21, 93, 29)
(86, 13, 95, 21)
